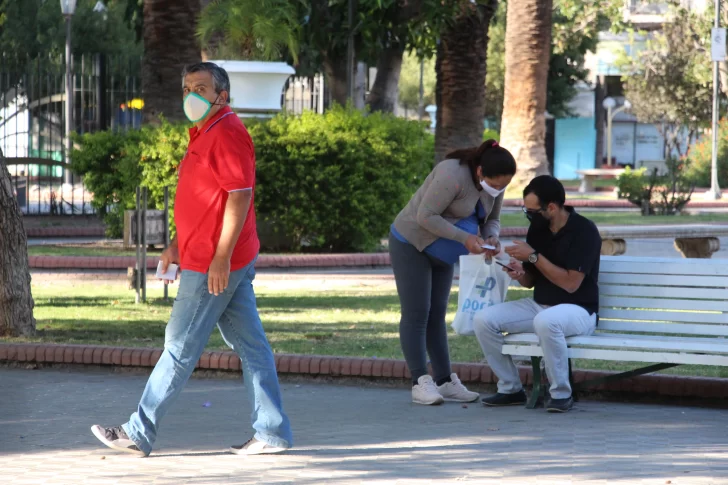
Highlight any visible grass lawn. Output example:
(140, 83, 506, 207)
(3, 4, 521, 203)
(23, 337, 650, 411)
(27, 245, 163, 257)
(4, 281, 727, 379)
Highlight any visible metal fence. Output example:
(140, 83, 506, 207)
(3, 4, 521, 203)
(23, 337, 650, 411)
(283, 74, 327, 115)
(0, 54, 142, 214)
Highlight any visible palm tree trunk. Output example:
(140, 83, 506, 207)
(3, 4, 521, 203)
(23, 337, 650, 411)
(434, 2, 497, 163)
(143, 0, 202, 124)
(499, 0, 553, 187)
(366, 43, 405, 113)
(0, 151, 35, 337)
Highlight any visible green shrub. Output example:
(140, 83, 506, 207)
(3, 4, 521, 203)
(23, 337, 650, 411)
(687, 119, 728, 188)
(73, 108, 433, 252)
(250, 106, 433, 252)
(71, 129, 144, 237)
(617, 159, 694, 215)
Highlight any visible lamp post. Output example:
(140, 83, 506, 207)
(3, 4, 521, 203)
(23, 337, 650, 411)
(60, 0, 77, 185)
(706, 0, 723, 200)
(603, 97, 631, 167)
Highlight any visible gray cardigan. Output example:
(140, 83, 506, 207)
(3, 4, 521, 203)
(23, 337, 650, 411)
(392, 158, 503, 252)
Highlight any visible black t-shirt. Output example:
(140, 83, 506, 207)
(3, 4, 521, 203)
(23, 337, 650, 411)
(523, 207, 601, 314)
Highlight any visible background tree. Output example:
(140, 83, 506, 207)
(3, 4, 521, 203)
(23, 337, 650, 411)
(434, 1, 497, 162)
(142, 0, 201, 124)
(0, 150, 35, 337)
(0, 0, 142, 61)
(398, 52, 435, 117)
(621, 7, 712, 158)
(498, 0, 553, 187)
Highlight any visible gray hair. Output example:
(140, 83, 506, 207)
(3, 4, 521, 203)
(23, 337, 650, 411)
(181, 62, 231, 99)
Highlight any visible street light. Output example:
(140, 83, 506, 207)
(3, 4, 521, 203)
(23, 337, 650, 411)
(60, 0, 77, 186)
(603, 97, 631, 167)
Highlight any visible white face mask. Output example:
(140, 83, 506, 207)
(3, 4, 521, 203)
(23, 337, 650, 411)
(480, 180, 505, 198)
(183, 93, 218, 123)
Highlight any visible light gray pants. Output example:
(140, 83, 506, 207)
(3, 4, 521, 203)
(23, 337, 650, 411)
(473, 298, 596, 399)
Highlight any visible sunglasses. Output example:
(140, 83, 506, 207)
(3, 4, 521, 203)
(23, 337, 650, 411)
(521, 206, 546, 216)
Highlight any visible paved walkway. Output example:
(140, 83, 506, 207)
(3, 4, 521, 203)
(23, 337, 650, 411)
(2, 368, 727, 485)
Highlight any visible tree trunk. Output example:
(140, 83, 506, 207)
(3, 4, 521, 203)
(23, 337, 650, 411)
(143, 0, 202, 124)
(499, 0, 553, 188)
(434, 2, 497, 163)
(323, 55, 349, 107)
(0, 151, 35, 337)
(366, 43, 405, 113)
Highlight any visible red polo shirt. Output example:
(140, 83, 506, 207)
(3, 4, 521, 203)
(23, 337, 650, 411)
(175, 106, 259, 273)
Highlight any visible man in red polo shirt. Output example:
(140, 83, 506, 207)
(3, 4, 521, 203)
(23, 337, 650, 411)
(91, 62, 292, 457)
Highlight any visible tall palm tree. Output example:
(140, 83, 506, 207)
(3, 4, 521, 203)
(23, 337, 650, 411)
(142, 0, 202, 124)
(434, 1, 497, 163)
(0, 150, 35, 337)
(499, 0, 553, 187)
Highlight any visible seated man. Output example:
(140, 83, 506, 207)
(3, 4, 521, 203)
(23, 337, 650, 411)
(473, 175, 601, 413)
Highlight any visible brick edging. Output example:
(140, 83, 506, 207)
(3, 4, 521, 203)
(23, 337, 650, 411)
(27, 253, 395, 270)
(2, 343, 727, 399)
(25, 227, 106, 237)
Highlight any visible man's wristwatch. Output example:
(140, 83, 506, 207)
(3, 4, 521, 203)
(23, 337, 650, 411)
(528, 252, 539, 264)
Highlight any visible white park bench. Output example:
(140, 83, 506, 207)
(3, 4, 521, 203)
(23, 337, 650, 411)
(501, 256, 728, 408)
(575, 168, 625, 193)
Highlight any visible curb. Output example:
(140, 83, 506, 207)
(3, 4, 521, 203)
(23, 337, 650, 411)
(2, 343, 727, 400)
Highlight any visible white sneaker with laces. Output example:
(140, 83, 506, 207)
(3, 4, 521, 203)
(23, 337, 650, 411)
(437, 373, 480, 402)
(412, 375, 445, 405)
(230, 437, 288, 455)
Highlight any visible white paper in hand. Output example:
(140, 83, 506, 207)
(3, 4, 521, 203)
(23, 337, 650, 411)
(156, 261, 179, 281)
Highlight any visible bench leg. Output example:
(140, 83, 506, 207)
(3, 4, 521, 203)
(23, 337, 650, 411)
(578, 177, 594, 193)
(674, 237, 720, 259)
(569, 358, 578, 402)
(572, 363, 678, 392)
(526, 356, 544, 409)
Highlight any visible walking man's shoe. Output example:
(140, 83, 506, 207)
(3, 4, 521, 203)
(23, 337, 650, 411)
(546, 396, 574, 413)
(481, 390, 528, 407)
(230, 438, 288, 455)
(91, 425, 147, 457)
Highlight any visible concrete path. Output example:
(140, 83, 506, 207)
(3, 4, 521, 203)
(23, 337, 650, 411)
(2, 368, 727, 485)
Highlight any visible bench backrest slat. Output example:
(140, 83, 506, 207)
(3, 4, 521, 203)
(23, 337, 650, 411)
(597, 256, 728, 337)
(598, 320, 728, 337)
(600, 284, 727, 300)
(600, 256, 728, 276)
(601, 296, 728, 313)
(599, 273, 728, 287)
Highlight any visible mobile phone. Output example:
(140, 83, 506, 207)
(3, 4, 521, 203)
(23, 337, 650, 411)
(156, 261, 179, 281)
(495, 260, 516, 272)
(480, 244, 497, 250)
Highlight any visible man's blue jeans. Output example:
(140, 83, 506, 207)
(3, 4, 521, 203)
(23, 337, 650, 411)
(122, 257, 292, 455)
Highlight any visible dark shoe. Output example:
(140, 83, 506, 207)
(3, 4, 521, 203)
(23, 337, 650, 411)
(230, 437, 288, 456)
(481, 390, 527, 407)
(91, 425, 146, 457)
(546, 396, 574, 413)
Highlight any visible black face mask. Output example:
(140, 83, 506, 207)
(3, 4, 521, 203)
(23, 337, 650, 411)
(526, 211, 549, 229)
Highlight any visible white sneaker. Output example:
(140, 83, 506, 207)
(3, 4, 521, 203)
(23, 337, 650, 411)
(437, 373, 480, 402)
(230, 438, 288, 455)
(412, 375, 445, 405)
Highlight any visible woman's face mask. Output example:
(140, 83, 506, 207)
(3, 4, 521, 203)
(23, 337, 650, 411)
(480, 180, 506, 198)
